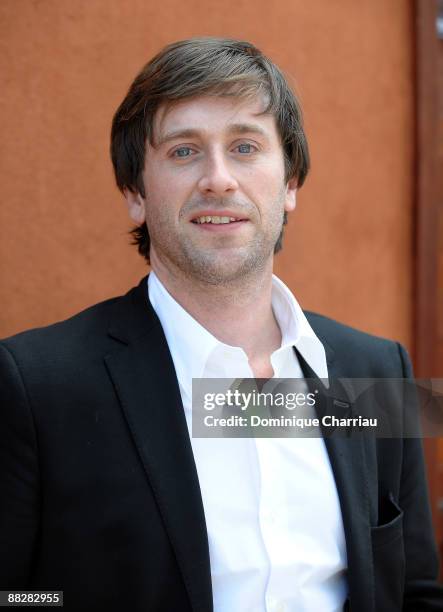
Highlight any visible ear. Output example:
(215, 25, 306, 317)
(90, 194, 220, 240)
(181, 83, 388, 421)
(284, 177, 298, 213)
(123, 188, 146, 225)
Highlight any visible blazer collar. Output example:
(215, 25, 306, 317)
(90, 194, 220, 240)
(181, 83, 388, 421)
(104, 276, 213, 612)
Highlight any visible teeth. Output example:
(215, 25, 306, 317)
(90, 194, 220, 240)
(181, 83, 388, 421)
(195, 215, 240, 224)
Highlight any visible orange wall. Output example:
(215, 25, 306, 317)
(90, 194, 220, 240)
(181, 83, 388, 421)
(0, 0, 414, 350)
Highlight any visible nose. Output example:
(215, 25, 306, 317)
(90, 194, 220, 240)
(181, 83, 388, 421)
(197, 150, 239, 195)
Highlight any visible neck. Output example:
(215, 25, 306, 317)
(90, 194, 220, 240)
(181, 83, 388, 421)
(150, 256, 282, 378)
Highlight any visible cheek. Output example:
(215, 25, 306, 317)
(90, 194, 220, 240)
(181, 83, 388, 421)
(145, 166, 193, 210)
(144, 185, 182, 234)
(257, 175, 287, 210)
(248, 161, 285, 195)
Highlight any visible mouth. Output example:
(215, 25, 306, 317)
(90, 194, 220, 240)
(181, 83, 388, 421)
(190, 211, 249, 230)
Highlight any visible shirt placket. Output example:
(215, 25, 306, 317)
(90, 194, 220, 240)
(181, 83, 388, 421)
(255, 436, 289, 612)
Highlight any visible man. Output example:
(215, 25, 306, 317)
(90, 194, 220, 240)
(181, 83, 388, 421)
(0, 38, 441, 611)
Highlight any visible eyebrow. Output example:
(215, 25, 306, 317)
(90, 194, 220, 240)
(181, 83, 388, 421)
(154, 123, 269, 148)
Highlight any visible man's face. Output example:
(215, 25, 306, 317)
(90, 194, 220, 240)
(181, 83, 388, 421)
(126, 95, 297, 285)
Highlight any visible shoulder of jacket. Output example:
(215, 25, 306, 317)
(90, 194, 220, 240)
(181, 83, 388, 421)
(304, 310, 408, 378)
(0, 293, 125, 359)
(305, 310, 399, 349)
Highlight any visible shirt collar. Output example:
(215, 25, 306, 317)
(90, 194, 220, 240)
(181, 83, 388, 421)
(270, 274, 328, 378)
(148, 272, 240, 385)
(147, 270, 328, 381)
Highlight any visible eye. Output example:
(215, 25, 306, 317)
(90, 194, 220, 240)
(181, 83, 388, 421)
(234, 143, 256, 154)
(172, 146, 195, 158)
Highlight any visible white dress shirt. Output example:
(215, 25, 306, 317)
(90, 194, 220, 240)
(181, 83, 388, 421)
(148, 271, 348, 612)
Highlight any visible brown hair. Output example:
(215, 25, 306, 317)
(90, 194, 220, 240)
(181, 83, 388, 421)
(110, 37, 310, 263)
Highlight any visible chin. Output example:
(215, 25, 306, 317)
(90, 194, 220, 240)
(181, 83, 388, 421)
(182, 250, 271, 286)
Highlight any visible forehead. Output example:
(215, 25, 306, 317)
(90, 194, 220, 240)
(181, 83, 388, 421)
(152, 95, 279, 144)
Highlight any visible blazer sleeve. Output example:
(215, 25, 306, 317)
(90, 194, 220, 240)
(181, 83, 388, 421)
(397, 343, 443, 610)
(0, 342, 40, 588)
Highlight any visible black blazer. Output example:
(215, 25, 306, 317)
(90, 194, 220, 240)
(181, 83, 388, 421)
(0, 276, 441, 611)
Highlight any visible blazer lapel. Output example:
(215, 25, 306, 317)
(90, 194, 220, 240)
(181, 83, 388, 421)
(296, 345, 375, 612)
(104, 277, 213, 612)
